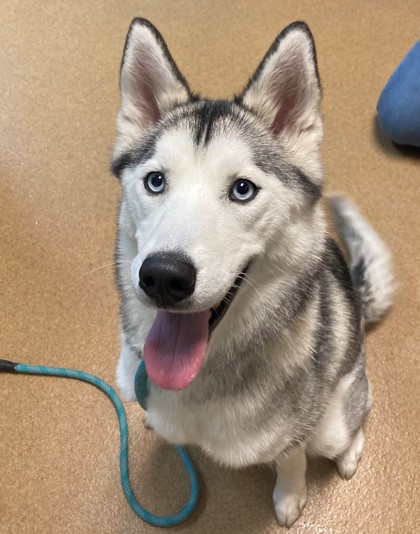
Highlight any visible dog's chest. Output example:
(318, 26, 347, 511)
(145, 387, 285, 467)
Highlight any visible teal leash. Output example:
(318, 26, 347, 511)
(0, 359, 199, 528)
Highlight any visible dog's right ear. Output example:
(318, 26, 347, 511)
(114, 19, 191, 157)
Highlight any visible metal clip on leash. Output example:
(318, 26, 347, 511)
(0, 359, 199, 528)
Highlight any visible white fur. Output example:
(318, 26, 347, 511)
(308, 372, 357, 459)
(116, 332, 141, 401)
(112, 20, 385, 527)
(120, 126, 321, 316)
(336, 428, 365, 480)
(273, 447, 308, 528)
(308, 369, 367, 481)
(118, 267, 323, 468)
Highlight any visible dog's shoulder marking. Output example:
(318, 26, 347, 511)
(323, 238, 360, 304)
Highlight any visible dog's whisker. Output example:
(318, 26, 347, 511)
(84, 260, 131, 276)
(240, 274, 268, 314)
(109, 18, 391, 527)
(267, 262, 289, 277)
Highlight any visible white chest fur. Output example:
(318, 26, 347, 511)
(145, 386, 286, 468)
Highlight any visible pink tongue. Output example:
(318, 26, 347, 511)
(143, 310, 210, 390)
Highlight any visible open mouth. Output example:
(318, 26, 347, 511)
(142, 264, 249, 392)
(208, 268, 248, 333)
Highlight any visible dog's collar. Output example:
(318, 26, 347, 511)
(135, 360, 150, 410)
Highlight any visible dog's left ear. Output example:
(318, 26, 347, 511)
(114, 18, 191, 157)
(237, 22, 322, 157)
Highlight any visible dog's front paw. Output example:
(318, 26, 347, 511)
(116, 344, 141, 401)
(273, 485, 308, 528)
(336, 428, 365, 480)
(117, 371, 137, 401)
(117, 376, 137, 401)
(143, 412, 154, 430)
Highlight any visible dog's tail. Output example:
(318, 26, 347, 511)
(329, 195, 395, 324)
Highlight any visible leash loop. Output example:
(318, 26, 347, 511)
(1, 359, 199, 528)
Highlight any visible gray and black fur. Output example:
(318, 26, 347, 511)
(112, 18, 394, 527)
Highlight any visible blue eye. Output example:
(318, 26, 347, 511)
(230, 179, 258, 202)
(145, 172, 165, 194)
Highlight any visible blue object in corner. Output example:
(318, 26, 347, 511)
(377, 41, 420, 147)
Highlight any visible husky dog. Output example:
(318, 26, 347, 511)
(111, 19, 394, 527)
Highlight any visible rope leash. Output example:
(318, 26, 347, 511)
(0, 359, 199, 528)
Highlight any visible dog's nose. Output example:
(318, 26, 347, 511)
(139, 253, 196, 305)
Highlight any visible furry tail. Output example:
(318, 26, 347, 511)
(329, 195, 395, 324)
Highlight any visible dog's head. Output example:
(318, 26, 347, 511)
(112, 19, 323, 390)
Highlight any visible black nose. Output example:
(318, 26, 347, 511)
(139, 252, 196, 306)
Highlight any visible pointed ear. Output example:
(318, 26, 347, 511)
(115, 19, 191, 155)
(237, 22, 322, 145)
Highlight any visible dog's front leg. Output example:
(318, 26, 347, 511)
(116, 332, 141, 401)
(273, 446, 308, 528)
